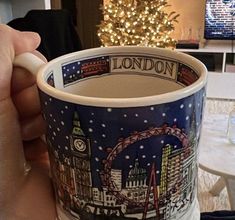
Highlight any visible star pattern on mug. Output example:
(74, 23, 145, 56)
(40, 88, 205, 187)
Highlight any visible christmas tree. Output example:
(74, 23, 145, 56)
(98, 0, 179, 48)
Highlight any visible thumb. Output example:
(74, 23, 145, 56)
(0, 24, 40, 101)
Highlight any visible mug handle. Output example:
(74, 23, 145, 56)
(13, 52, 46, 75)
(13, 53, 47, 143)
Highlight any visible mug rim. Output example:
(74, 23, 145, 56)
(37, 46, 207, 107)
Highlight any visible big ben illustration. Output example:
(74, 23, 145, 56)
(70, 111, 93, 202)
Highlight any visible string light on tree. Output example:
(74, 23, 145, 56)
(98, 0, 179, 48)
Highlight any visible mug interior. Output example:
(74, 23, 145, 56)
(38, 46, 207, 106)
(64, 74, 183, 98)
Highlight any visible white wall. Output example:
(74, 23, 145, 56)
(11, 0, 51, 19)
(0, 0, 51, 24)
(167, 0, 206, 40)
(0, 0, 12, 23)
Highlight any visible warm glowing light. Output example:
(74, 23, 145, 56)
(97, 0, 179, 48)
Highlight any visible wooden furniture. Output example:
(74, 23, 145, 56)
(177, 41, 235, 74)
(51, 0, 61, 9)
(199, 99, 235, 210)
(177, 41, 235, 100)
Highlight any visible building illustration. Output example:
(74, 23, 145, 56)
(70, 112, 93, 202)
(50, 111, 198, 220)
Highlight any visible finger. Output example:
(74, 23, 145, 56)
(11, 28, 41, 56)
(12, 84, 41, 118)
(11, 51, 47, 95)
(0, 24, 40, 57)
(0, 25, 41, 100)
(11, 67, 36, 94)
(23, 138, 48, 162)
(20, 114, 46, 141)
(14, 31, 41, 55)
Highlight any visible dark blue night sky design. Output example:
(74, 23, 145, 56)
(62, 56, 110, 86)
(40, 87, 205, 189)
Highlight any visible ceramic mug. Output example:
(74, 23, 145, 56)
(14, 46, 207, 220)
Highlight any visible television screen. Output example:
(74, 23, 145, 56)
(205, 0, 235, 39)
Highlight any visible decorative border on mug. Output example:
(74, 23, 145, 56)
(46, 71, 55, 88)
(61, 54, 199, 88)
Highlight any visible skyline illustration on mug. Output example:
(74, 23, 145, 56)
(40, 85, 205, 220)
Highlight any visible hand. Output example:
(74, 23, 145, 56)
(0, 25, 56, 220)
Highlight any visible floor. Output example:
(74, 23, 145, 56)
(198, 168, 230, 212)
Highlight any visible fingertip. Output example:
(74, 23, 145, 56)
(14, 31, 41, 55)
(23, 31, 41, 45)
(0, 25, 42, 57)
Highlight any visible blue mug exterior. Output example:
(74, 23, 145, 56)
(37, 47, 207, 220)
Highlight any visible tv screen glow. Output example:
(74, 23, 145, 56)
(205, 0, 235, 40)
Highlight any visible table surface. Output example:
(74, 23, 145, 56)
(199, 100, 235, 179)
(206, 72, 235, 100)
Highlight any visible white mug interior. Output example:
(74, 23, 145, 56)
(64, 74, 183, 98)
